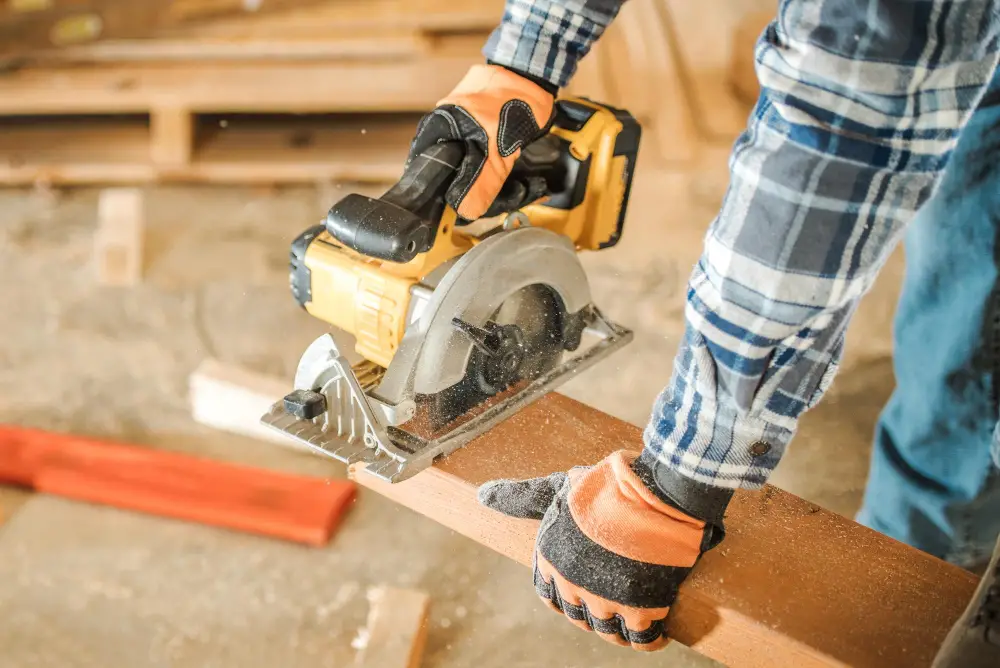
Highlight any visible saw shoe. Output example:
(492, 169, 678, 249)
(477, 449, 730, 650)
(406, 64, 555, 221)
(932, 533, 1000, 668)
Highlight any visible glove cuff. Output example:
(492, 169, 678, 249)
(632, 450, 732, 549)
(485, 60, 560, 96)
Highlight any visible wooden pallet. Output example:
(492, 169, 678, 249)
(0, 0, 512, 185)
(0, 35, 482, 184)
(0, 111, 421, 185)
(0, 0, 749, 185)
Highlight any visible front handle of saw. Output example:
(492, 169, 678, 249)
(324, 141, 465, 264)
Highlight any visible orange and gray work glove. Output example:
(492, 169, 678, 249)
(478, 450, 731, 651)
(406, 63, 557, 222)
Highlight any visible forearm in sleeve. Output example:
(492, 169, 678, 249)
(482, 0, 627, 88)
(643, 0, 1000, 491)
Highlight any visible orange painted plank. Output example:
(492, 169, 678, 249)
(0, 425, 355, 546)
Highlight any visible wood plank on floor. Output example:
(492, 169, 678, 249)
(351, 392, 976, 668)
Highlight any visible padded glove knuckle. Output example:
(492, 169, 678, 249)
(406, 64, 555, 221)
(527, 450, 729, 652)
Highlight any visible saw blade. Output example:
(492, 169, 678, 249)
(420, 284, 564, 430)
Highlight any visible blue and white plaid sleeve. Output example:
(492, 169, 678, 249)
(482, 0, 626, 87)
(644, 0, 1000, 489)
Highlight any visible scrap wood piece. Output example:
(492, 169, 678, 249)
(350, 393, 977, 668)
(189, 358, 305, 450)
(94, 187, 144, 286)
(0, 424, 356, 546)
(355, 586, 432, 668)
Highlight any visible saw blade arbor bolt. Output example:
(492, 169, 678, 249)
(283, 389, 328, 420)
(452, 317, 527, 394)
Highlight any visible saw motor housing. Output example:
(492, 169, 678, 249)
(288, 97, 641, 369)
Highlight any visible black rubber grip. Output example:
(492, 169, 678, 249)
(325, 142, 464, 263)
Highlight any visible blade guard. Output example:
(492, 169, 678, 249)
(260, 334, 413, 481)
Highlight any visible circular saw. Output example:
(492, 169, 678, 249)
(260, 97, 640, 483)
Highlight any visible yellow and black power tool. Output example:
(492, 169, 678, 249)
(261, 96, 641, 483)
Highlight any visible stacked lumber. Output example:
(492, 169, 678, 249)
(0, 0, 775, 186)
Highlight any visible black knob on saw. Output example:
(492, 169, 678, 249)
(324, 141, 465, 264)
(452, 317, 527, 393)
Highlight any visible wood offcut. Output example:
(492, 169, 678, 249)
(351, 392, 978, 668)
(93, 187, 144, 286)
(189, 358, 306, 450)
(355, 586, 431, 668)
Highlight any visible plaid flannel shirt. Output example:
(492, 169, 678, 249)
(484, 0, 1000, 489)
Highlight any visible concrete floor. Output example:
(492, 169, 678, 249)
(0, 151, 904, 666)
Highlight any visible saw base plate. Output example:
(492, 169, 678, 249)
(260, 307, 632, 483)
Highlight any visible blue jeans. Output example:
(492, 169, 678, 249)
(856, 69, 1000, 567)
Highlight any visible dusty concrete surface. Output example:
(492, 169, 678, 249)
(0, 152, 902, 666)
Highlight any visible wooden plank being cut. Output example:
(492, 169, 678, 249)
(355, 586, 431, 668)
(351, 393, 977, 668)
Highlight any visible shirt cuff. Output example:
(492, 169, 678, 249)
(481, 0, 611, 88)
(642, 380, 796, 490)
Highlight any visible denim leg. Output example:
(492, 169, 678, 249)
(856, 72, 1000, 567)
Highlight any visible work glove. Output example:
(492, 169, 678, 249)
(478, 450, 730, 651)
(407, 63, 557, 222)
